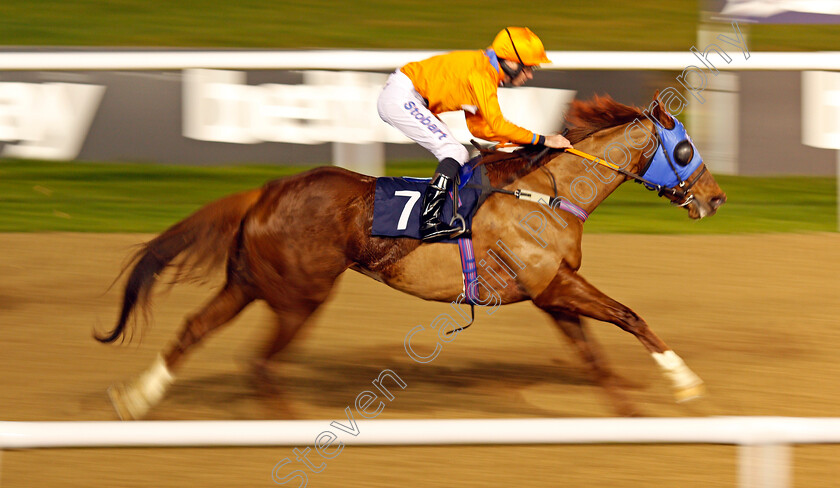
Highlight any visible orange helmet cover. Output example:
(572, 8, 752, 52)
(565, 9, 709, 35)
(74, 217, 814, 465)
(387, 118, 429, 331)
(491, 27, 552, 66)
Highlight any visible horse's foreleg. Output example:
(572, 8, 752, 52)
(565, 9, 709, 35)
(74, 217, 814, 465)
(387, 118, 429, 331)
(109, 281, 253, 420)
(534, 268, 704, 403)
(549, 311, 640, 416)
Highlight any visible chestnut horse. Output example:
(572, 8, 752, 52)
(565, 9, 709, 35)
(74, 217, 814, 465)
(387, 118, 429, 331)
(97, 94, 726, 419)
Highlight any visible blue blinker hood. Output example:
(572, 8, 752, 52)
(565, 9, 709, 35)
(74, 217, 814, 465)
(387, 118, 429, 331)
(641, 117, 704, 189)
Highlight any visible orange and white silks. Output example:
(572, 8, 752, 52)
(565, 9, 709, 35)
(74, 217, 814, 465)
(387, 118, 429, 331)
(400, 50, 539, 146)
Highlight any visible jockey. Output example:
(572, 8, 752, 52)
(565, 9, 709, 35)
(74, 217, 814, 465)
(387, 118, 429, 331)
(377, 26, 573, 242)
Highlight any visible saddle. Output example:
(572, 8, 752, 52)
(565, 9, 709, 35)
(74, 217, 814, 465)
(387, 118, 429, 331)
(371, 145, 570, 312)
(371, 155, 493, 243)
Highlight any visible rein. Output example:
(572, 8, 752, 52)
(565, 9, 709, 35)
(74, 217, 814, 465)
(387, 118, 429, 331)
(507, 123, 709, 210)
(566, 138, 706, 207)
(469, 116, 713, 226)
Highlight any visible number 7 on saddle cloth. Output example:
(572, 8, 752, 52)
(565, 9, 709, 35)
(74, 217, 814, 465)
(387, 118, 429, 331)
(371, 164, 482, 243)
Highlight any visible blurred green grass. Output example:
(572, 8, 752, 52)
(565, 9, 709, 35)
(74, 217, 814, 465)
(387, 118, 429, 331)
(593, 174, 836, 233)
(1, 0, 839, 51)
(0, 159, 834, 233)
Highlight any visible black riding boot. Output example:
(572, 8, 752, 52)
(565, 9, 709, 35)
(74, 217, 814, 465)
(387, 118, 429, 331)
(420, 158, 462, 242)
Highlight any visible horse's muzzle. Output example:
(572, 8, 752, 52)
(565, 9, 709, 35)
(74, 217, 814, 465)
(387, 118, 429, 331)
(691, 192, 727, 219)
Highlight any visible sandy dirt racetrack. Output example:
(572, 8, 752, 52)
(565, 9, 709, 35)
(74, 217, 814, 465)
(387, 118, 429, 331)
(0, 232, 838, 487)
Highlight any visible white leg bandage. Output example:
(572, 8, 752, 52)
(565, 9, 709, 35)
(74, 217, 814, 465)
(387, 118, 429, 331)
(113, 354, 175, 420)
(136, 354, 175, 405)
(651, 350, 703, 392)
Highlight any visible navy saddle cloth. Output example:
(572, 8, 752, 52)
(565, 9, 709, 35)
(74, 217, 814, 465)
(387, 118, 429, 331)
(372, 162, 485, 243)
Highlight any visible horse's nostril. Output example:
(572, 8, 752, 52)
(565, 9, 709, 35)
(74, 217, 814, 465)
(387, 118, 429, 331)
(710, 194, 726, 209)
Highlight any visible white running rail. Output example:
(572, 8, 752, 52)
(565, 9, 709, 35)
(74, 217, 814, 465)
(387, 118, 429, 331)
(0, 50, 838, 71)
(2, 417, 840, 488)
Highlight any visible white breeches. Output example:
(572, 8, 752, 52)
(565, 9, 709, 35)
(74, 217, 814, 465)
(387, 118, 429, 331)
(377, 70, 469, 166)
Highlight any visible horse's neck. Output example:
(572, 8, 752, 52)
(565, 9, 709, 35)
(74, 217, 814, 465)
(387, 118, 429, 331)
(542, 124, 643, 215)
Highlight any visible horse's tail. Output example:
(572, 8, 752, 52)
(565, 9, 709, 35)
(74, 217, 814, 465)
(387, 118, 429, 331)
(95, 188, 263, 344)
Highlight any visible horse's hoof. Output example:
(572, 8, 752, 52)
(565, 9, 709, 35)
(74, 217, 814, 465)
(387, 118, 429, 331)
(108, 383, 148, 421)
(675, 383, 706, 403)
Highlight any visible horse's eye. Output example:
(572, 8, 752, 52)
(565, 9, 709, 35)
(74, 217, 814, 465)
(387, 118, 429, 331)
(673, 140, 694, 167)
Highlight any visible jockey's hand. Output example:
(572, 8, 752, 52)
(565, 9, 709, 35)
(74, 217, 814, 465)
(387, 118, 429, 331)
(544, 134, 572, 149)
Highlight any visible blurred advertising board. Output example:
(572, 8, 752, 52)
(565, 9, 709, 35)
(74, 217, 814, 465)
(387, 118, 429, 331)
(0, 64, 835, 175)
(705, 0, 840, 23)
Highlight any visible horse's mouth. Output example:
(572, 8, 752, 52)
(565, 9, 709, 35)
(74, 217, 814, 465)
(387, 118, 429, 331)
(688, 202, 707, 219)
(688, 194, 726, 219)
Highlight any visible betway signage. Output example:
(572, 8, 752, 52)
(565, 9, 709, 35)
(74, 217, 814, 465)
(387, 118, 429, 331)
(182, 68, 573, 146)
(0, 82, 105, 160)
(0, 69, 570, 160)
(0, 65, 832, 175)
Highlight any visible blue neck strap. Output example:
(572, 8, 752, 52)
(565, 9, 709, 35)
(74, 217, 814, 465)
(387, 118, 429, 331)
(484, 49, 501, 74)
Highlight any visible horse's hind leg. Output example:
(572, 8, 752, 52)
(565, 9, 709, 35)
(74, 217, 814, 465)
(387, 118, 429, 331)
(549, 311, 640, 416)
(249, 271, 344, 393)
(249, 303, 324, 395)
(109, 280, 253, 420)
(534, 267, 704, 403)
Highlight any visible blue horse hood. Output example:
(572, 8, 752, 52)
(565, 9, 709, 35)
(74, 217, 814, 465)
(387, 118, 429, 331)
(641, 118, 704, 189)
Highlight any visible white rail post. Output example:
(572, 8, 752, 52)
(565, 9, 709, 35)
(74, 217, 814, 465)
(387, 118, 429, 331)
(303, 70, 388, 176)
(333, 142, 385, 176)
(691, 21, 741, 176)
(738, 443, 791, 488)
(801, 70, 840, 232)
